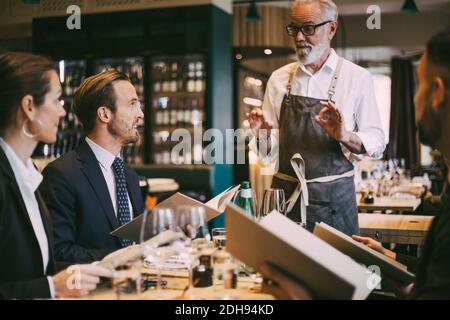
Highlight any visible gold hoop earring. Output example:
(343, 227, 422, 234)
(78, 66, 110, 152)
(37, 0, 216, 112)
(22, 119, 43, 139)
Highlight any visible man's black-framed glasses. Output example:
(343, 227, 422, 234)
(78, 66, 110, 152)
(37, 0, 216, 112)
(286, 20, 332, 37)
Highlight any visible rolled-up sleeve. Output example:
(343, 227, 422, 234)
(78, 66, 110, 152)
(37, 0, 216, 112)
(352, 71, 386, 159)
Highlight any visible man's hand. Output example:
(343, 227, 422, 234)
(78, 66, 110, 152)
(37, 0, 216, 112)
(315, 101, 366, 154)
(51, 264, 113, 298)
(315, 100, 346, 141)
(352, 235, 397, 260)
(352, 236, 416, 298)
(246, 108, 274, 139)
(260, 263, 311, 300)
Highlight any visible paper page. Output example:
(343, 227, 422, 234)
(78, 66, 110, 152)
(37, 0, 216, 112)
(111, 186, 236, 242)
(205, 185, 240, 212)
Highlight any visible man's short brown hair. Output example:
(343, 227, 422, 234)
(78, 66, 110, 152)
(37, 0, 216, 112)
(73, 69, 130, 134)
(426, 28, 450, 87)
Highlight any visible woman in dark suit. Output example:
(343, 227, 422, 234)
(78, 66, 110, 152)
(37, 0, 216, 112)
(0, 52, 112, 299)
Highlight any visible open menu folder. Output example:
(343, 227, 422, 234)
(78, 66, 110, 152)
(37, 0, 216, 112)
(313, 222, 415, 284)
(111, 185, 240, 243)
(225, 203, 381, 299)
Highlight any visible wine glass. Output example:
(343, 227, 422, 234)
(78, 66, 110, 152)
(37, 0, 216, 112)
(174, 205, 211, 299)
(260, 188, 286, 218)
(176, 205, 210, 241)
(140, 207, 175, 298)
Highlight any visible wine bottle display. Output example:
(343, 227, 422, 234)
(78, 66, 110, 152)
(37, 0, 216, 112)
(150, 55, 206, 164)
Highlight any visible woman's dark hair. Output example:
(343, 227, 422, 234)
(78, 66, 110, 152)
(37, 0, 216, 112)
(0, 52, 55, 134)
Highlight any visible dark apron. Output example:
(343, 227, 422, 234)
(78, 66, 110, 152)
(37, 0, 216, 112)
(271, 58, 359, 236)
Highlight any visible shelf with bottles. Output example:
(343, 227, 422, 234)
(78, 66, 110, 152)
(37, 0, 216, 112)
(151, 141, 204, 165)
(151, 55, 206, 95)
(56, 59, 87, 98)
(150, 54, 207, 166)
(152, 94, 205, 128)
(151, 54, 206, 137)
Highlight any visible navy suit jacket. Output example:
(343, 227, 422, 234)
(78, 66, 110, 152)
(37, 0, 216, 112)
(0, 147, 57, 299)
(40, 140, 144, 267)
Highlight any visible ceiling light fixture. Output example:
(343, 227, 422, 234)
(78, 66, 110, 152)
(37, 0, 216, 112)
(246, 0, 260, 22)
(401, 0, 418, 14)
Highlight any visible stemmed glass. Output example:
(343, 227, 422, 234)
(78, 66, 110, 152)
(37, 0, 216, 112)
(260, 188, 286, 218)
(140, 207, 176, 298)
(174, 205, 211, 299)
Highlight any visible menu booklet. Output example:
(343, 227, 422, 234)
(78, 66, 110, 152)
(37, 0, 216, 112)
(225, 204, 381, 299)
(111, 185, 240, 243)
(313, 222, 415, 284)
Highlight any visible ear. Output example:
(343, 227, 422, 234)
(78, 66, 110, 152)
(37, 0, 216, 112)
(20, 95, 36, 120)
(328, 20, 338, 40)
(431, 77, 445, 112)
(97, 106, 112, 124)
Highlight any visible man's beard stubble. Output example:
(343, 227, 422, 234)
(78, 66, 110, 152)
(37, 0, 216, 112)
(417, 103, 442, 149)
(107, 118, 140, 146)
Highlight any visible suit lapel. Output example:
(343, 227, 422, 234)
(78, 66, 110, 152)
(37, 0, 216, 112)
(76, 141, 119, 231)
(0, 147, 45, 274)
(35, 190, 57, 274)
(125, 166, 142, 217)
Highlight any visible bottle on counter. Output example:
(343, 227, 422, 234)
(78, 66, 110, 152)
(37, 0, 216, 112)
(364, 191, 375, 204)
(236, 181, 257, 219)
(212, 247, 238, 297)
(192, 240, 215, 288)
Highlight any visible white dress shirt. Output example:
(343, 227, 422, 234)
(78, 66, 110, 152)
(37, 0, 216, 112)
(253, 49, 386, 165)
(0, 138, 55, 297)
(85, 137, 133, 219)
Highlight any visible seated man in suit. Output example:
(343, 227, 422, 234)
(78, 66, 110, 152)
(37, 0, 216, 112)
(41, 70, 145, 266)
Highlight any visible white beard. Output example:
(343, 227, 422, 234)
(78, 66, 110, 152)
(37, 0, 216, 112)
(295, 35, 330, 66)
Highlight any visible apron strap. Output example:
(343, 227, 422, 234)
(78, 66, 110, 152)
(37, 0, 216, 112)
(286, 62, 299, 99)
(279, 153, 354, 228)
(287, 58, 343, 101)
(328, 57, 343, 101)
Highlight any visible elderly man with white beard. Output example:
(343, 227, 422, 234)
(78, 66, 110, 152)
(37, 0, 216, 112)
(247, 0, 385, 235)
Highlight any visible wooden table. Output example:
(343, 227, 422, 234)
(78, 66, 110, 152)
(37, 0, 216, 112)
(357, 197, 421, 213)
(84, 269, 274, 300)
(358, 213, 433, 245)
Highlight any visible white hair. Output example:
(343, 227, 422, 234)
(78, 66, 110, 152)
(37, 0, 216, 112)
(291, 0, 339, 21)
